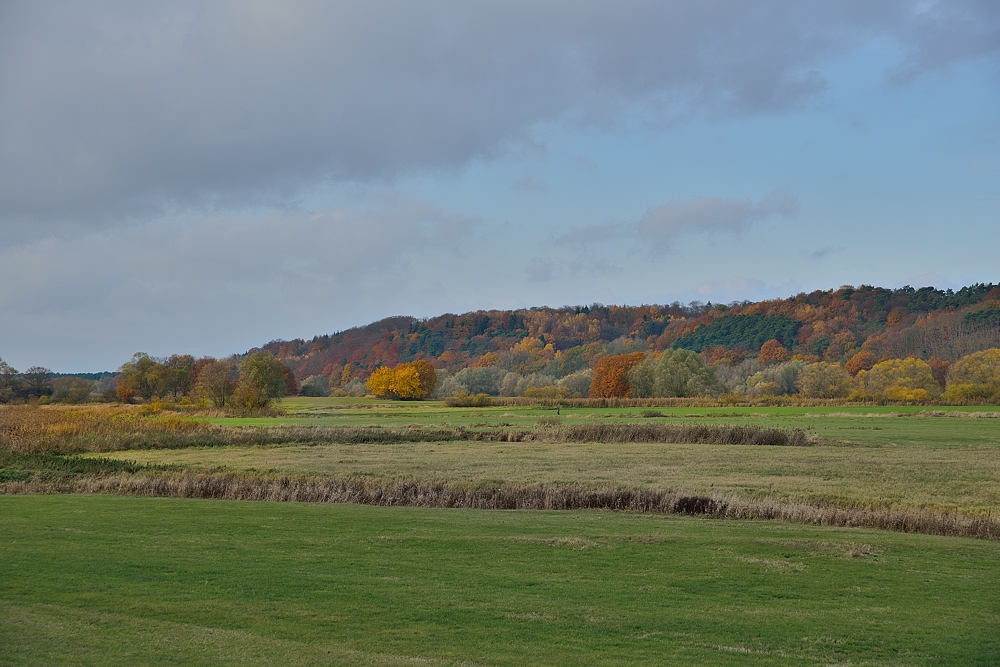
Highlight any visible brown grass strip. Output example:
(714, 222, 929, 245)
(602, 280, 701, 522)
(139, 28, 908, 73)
(555, 423, 810, 446)
(2, 473, 995, 540)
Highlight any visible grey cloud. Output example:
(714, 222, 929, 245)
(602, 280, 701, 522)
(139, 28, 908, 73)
(889, 0, 1000, 84)
(551, 221, 626, 248)
(512, 175, 547, 193)
(636, 192, 799, 250)
(810, 245, 842, 259)
(526, 257, 554, 283)
(0, 196, 477, 370)
(554, 191, 798, 251)
(3, 1, 995, 232)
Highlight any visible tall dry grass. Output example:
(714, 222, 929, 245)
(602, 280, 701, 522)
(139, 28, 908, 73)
(2, 472, 995, 540)
(0, 405, 812, 453)
(556, 423, 811, 446)
(0, 406, 467, 454)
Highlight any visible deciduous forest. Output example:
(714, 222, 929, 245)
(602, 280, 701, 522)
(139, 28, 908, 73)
(3, 283, 1000, 405)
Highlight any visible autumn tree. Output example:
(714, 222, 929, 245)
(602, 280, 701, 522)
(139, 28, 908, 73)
(389, 363, 424, 399)
(747, 360, 806, 396)
(282, 365, 299, 396)
(944, 348, 1000, 401)
(409, 360, 437, 396)
(0, 357, 19, 403)
(166, 354, 196, 397)
(51, 377, 95, 404)
(195, 359, 238, 407)
(857, 357, 940, 400)
(626, 349, 719, 398)
(366, 367, 395, 398)
(797, 362, 852, 398)
(844, 350, 877, 377)
(188, 357, 214, 395)
(758, 339, 790, 365)
(22, 366, 53, 397)
(927, 356, 950, 390)
(234, 352, 289, 410)
(366, 361, 437, 399)
(117, 353, 162, 401)
(589, 352, 645, 398)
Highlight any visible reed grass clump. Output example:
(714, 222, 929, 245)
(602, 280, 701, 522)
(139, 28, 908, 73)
(3, 472, 995, 540)
(556, 422, 811, 446)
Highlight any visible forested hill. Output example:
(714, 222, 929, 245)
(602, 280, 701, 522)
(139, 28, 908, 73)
(260, 283, 1000, 384)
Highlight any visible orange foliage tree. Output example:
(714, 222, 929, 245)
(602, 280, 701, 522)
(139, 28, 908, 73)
(757, 339, 790, 365)
(844, 350, 877, 377)
(589, 352, 645, 398)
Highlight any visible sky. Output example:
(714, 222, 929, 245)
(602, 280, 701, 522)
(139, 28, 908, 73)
(1, 1, 999, 372)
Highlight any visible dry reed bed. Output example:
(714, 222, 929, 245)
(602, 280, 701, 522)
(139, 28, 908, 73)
(1, 406, 811, 452)
(2, 472, 995, 540)
(556, 423, 810, 446)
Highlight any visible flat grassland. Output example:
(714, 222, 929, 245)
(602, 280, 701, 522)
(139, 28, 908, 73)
(3, 495, 999, 666)
(99, 398, 1000, 517)
(4, 399, 1000, 664)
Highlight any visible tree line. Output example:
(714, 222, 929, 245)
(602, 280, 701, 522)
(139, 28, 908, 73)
(0, 351, 298, 410)
(586, 342, 1000, 402)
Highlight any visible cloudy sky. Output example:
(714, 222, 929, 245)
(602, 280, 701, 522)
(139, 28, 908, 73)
(1, 1, 998, 371)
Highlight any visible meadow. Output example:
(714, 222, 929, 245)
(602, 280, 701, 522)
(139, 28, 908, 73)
(3, 495, 999, 666)
(85, 398, 1000, 519)
(2, 398, 999, 664)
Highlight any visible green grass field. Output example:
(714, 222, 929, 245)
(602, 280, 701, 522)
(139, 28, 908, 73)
(5, 400, 1000, 664)
(3, 495, 999, 666)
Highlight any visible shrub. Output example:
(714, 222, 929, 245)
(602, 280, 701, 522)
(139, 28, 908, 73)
(524, 385, 570, 399)
(300, 375, 330, 397)
(444, 392, 492, 407)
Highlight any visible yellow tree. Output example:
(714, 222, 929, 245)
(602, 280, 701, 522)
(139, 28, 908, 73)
(389, 364, 424, 399)
(408, 360, 437, 397)
(366, 367, 394, 398)
(367, 361, 436, 399)
(857, 357, 940, 400)
(944, 348, 1000, 401)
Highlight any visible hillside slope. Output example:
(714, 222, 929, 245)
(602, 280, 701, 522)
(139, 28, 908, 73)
(259, 283, 1000, 384)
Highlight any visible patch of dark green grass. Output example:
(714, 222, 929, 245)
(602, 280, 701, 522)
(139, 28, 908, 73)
(0, 449, 166, 483)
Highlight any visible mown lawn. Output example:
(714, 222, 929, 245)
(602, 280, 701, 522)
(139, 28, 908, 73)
(2, 495, 999, 666)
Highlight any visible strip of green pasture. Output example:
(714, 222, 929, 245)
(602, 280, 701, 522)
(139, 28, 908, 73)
(2, 495, 998, 666)
(206, 399, 1000, 449)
